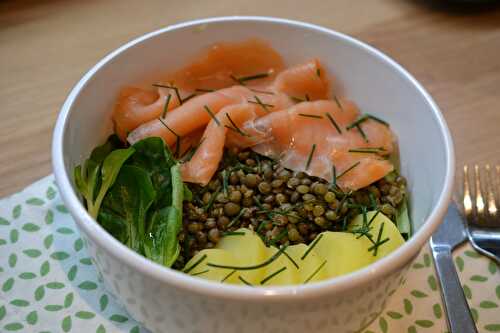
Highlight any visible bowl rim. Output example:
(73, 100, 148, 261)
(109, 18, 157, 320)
(52, 15, 455, 301)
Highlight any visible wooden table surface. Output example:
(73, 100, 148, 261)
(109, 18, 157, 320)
(1, 0, 499, 197)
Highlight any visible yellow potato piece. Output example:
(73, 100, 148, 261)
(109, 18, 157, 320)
(216, 228, 267, 284)
(182, 211, 405, 286)
(184, 249, 239, 284)
(313, 232, 374, 277)
(286, 244, 327, 284)
(349, 211, 405, 260)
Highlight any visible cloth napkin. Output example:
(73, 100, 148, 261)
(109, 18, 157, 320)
(0, 176, 499, 333)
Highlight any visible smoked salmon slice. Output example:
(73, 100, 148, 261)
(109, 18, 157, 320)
(112, 87, 180, 141)
(273, 59, 330, 101)
(165, 39, 284, 91)
(250, 100, 394, 190)
(180, 103, 262, 185)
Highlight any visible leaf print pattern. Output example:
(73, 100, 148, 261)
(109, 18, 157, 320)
(0, 175, 498, 333)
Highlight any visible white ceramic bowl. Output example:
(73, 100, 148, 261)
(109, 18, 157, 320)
(52, 17, 454, 333)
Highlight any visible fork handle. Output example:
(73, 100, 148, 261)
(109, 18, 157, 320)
(432, 245, 478, 333)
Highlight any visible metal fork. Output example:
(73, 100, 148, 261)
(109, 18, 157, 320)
(462, 164, 500, 263)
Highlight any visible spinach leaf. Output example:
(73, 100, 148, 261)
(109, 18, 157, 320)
(90, 147, 135, 218)
(89, 134, 123, 163)
(99, 165, 156, 252)
(143, 207, 180, 266)
(163, 164, 183, 266)
(128, 137, 175, 210)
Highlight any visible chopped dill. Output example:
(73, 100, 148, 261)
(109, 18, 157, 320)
(304, 260, 327, 283)
(248, 95, 274, 111)
(227, 208, 247, 228)
(333, 95, 343, 111)
(250, 88, 275, 95)
(195, 88, 215, 93)
(238, 72, 270, 82)
(162, 94, 172, 118)
(204, 105, 220, 126)
(222, 231, 246, 237)
(191, 269, 209, 276)
(301, 234, 324, 260)
(348, 147, 385, 154)
(204, 188, 221, 212)
(225, 113, 249, 137)
(298, 113, 323, 119)
(238, 276, 253, 286)
(221, 270, 236, 282)
(260, 266, 287, 285)
(153, 83, 183, 105)
(207, 245, 289, 270)
(183, 254, 207, 274)
(305, 144, 317, 171)
(337, 161, 361, 179)
(325, 112, 342, 134)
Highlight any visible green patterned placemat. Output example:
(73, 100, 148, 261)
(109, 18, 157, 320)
(0, 176, 499, 333)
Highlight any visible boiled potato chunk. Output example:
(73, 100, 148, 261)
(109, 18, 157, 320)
(216, 228, 267, 284)
(182, 212, 405, 286)
(184, 249, 239, 284)
(313, 232, 374, 277)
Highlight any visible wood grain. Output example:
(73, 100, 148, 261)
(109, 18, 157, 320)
(1, 0, 499, 197)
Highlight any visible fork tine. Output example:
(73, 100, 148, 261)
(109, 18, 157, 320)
(463, 165, 474, 222)
(474, 165, 485, 223)
(484, 165, 498, 220)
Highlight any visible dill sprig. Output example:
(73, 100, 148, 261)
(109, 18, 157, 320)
(204, 188, 221, 212)
(153, 83, 183, 105)
(183, 254, 207, 274)
(304, 260, 327, 283)
(158, 117, 181, 156)
(331, 165, 337, 188)
(368, 222, 389, 256)
(269, 228, 288, 246)
(337, 161, 361, 179)
(346, 114, 389, 130)
(250, 88, 275, 95)
(282, 250, 299, 269)
(238, 72, 270, 82)
(248, 95, 274, 111)
(222, 169, 229, 196)
(162, 94, 172, 118)
(221, 270, 236, 282)
(348, 147, 386, 154)
(180, 137, 205, 162)
(182, 93, 197, 103)
(195, 88, 215, 93)
(333, 95, 343, 111)
(260, 266, 287, 285)
(356, 124, 369, 143)
(325, 112, 342, 134)
(191, 269, 209, 276)
(204, 105, 220, 126)
(301, 234, 324, 260)
(305, 144, 317, 171)
(298, 113, 323, 119)
(222, 231, 246, 237)
(238, 276, 253, 286)
(225, 113, 249, 137)
(227, 208, 247, 228)
(207, 245, 289, 270)
(291, 96, 305, 103)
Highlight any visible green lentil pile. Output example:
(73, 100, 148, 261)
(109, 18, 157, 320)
(175, 148, 407, 267)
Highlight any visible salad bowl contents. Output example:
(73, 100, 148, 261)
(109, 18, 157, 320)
(53, 17, 454, 333)
(74, 39, 410, 286)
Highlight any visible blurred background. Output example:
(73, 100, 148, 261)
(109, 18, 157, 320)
(1, 0, 499, 197)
